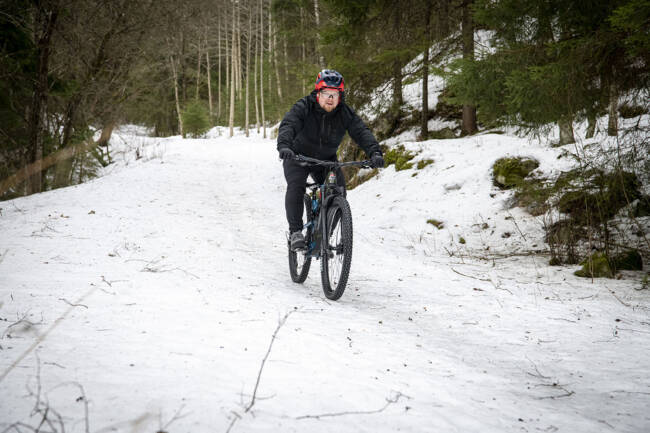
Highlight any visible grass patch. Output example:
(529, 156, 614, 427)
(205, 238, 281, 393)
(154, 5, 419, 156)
(427, 219, 444, 229)
(417, 159, 434, 169)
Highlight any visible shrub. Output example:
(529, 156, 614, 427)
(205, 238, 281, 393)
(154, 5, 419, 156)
(619, 104, 648, 119)
(181, 101, 210, 137)
(417, 159, 434, 169)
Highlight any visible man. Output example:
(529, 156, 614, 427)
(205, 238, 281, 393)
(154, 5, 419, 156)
(277, 69, 384, 250)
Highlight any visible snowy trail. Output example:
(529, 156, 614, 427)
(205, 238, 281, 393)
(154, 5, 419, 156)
(1, 133, 649, 432)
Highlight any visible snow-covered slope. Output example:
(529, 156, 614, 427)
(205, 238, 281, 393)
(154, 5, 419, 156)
(1, 128, 649, 432)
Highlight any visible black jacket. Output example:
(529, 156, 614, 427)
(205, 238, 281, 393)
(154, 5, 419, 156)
(277, 90, 381, 160)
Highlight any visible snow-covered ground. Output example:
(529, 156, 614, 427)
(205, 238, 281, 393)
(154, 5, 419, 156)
(1, 128, 649, 432)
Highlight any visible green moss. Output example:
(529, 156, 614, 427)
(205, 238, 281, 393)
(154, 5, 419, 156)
(417, 159, 434, 169)
(492, 157, 539, 189)
(384, 145, 416, 171)
(427, 219, 444, 229)
(574, 252, 614, 278)
(459, 236, 466, 244)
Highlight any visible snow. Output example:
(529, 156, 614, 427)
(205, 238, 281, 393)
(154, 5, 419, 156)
(1, 125, 649, 432)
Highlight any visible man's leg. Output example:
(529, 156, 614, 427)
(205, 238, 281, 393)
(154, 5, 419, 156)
(283, 159, 310, 233)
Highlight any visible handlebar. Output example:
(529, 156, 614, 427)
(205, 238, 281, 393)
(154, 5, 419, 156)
(294, 154, 373, 169)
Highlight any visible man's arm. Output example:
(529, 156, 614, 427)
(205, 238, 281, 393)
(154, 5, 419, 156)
(277, 98, 308, 152)
(345, 106, 381, 157)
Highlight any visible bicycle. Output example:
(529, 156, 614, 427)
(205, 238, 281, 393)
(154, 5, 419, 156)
(287, 154, 373, 300)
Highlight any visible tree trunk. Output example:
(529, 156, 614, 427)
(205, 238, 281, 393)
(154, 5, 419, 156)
(236, 3, 242, 97)
(314, 0, 325, 67)
(180, 30, 187, 103)
(260, 0, 266, 138)
(271, 7, 283, 99)
(206, 31, 213, 120)
(608, 81, 618, 136)
(558, 118, 575, 145)
(27, 5, 59, 195)
(218, 15, 222, 119)
(300, 8, 306, 94)
(226, 17, 230, 109)
(229, 3, 236, 137)
(461, 0, 477, 135)
(195, 37, 201, 100)
(586, 114, 596, 139)
(391, 8, 403, 114)
(420, 2, 433, 141)
(245, 3, 252, 137)
(437, 0, 450, 39)
(254, 13, 260, 133)
(170, 55, 184, 137)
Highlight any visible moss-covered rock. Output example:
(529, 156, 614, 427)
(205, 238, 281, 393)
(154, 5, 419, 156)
(612, 250, 643, 271)
(574, 252, 614, 278)
(427, 219, 444, 229)
(429, 128, 456, 139)
(492, 157, 540, 189)
(384, 145, 416, 171)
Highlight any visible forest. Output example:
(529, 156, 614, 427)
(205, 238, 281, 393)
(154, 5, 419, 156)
(0, 0, 648, 198)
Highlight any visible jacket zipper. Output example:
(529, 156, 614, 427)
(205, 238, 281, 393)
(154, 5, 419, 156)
(320, 115, 325, 150)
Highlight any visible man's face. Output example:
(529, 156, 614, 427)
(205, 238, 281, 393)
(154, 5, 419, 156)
(318, 88, 340, 112)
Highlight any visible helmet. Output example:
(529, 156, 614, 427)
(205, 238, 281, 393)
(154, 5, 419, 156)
(315, 69, 344, 92)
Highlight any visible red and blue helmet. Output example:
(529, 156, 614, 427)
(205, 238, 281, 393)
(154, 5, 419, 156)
(315, 69, 344, 92)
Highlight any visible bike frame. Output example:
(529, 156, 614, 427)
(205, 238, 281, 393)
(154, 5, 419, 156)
(294, 155, 371, 259)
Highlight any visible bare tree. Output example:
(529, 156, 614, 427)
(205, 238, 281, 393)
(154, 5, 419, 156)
(260, 0, 266, 138)
(461, 0, 477, 135)
(229, 1, 236, 137)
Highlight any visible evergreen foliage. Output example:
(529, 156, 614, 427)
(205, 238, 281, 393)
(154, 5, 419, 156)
(182, 102, 211, 138)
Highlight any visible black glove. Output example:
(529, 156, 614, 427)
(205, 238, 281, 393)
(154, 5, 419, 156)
(370, 152, 384, 168)
(279, 148, 295, 160)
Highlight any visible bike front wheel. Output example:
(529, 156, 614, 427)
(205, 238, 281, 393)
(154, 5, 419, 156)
(320, 195, 353, 300)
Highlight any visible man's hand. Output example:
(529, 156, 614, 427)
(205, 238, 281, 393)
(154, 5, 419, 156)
(370, 152, 384, 168)
(279, 148, 295, 160)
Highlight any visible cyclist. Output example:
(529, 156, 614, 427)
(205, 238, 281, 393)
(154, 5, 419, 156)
(277, 69, 385, 251)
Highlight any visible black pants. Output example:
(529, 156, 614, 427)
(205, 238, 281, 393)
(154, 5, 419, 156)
(283, 159, 346, 232)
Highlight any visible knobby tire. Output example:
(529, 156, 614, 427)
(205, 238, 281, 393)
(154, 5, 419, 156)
(320, 195, 353, 300)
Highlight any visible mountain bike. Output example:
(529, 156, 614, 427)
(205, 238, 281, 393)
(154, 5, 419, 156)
(287, 154, 372, 300)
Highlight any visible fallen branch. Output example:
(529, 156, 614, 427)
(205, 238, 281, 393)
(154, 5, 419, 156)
(244, 311, 293, 413)
(295, 391, 409, 420)
(450, 267, 491, 282)
(58, 298, 88, 309)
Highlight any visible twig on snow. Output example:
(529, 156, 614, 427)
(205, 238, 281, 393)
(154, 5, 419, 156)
(58, 298, 88, 309)
(295, 391, 409, 420)
(608, 289, 632, 308)
(451, 267, 491, 282)
(0, 286, 97, 383)
(244, 311, 293, 413)
(157, 404, 189, 433)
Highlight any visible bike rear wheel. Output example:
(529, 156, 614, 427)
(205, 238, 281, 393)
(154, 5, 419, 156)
(320, 195, 353, 300)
